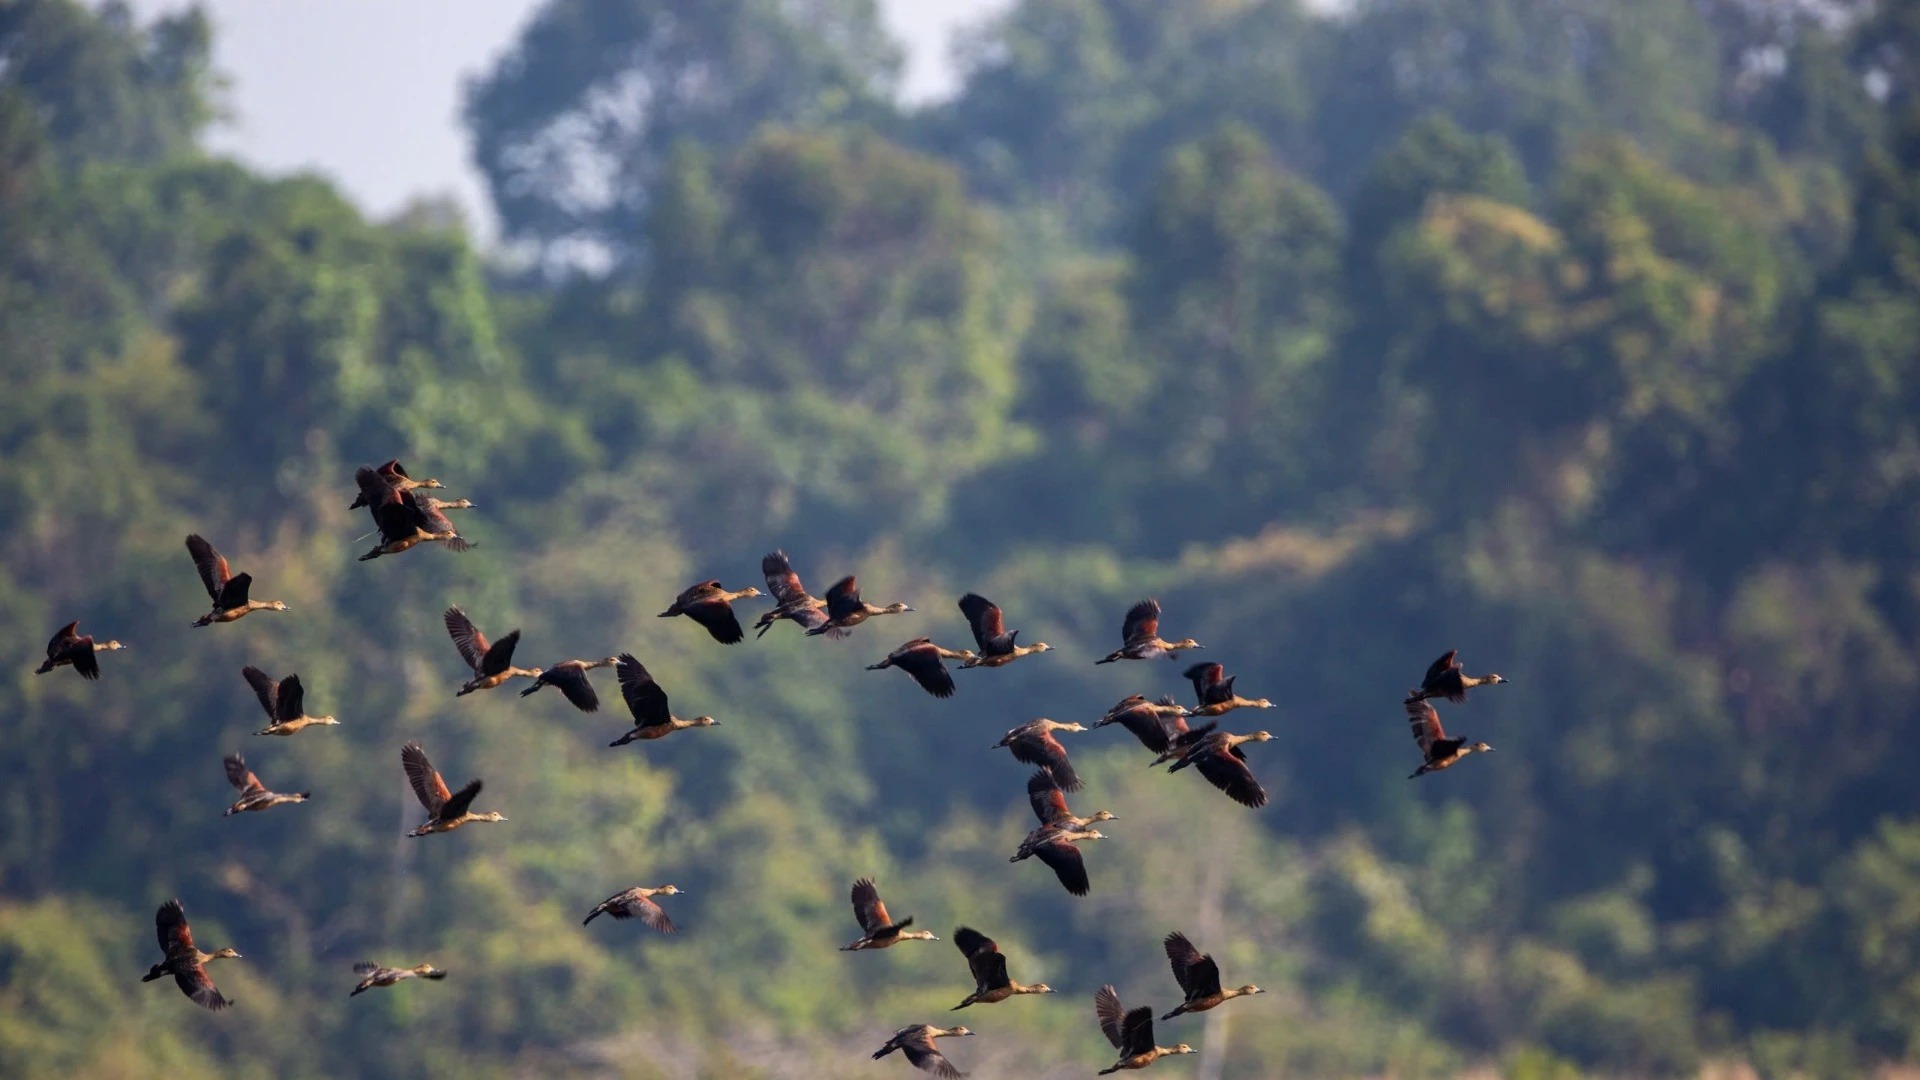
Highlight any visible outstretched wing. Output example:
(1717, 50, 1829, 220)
(898, 1033, 964, 1079)
(1026, 769, 1072, 825)
(157, 898, 195, 955)
(1406, 696, 1445, 755)
(544, 666, 601, 712)
(957, 592, 1007, 652)
(175, 962, 232, 1010)
(478, 629, 523, 677)
(443, 607, 490, 671)
(400, 741, 451, 813)
(761, 550, 810, 607)
(682, 598, 746, 645)
(1184, 662, 1228, 704)
(822, 575, 861, 620)
(850, 877, 893, 934)
(1194, 747, 1268, 808)
(46, 621, 79, 658)
(1120, 598, 1161, 643)
(241, 666, 279, 719)
(275, 674, 306, 723)
(1164, 931, 1223, 997)
(616, 654, 671, 727)
(1094, 984, 1128, 1048)
(1007, 733, 1079, 791)
(1034, 835, 1092, 896)
(185, 534, 230, 601)
(223, 753, 264, 796)
(438, 778, 483, 821)
(1423, 649, 1460, 688)
(891, 641, 956, 699)
(215, 571, 253, 610)
(1121, 1004, 1158, 1057)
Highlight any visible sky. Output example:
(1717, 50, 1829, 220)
(121, 0, 1011, 239)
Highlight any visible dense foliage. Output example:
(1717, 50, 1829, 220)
(4, 0, 1920, 1076)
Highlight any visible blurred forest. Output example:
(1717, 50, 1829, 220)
(4, 0, 1920, 1076)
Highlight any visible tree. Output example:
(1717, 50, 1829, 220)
(462, 0, 902, 275)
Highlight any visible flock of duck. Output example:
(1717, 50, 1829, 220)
(35, 458, 1511, 1075)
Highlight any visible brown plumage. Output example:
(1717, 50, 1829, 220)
(956, 593, 1052, 668)
(841, 878, 939, 951)
(1405, 694, 1494, 778)
(753, 549, 841, 638)
(350, 961, 447, 996)
(243, 666, 340, 736)
(34, 620, 124, 680)
(867, 638, 973, 699)
(186, 534, 288, 626)
(871, 1024, 973, 1078)
(401, 741, 506, 836)
(1026, 768, 1117, 831)
(1094, 695, 1199, 757)
(659, 580, 763, 644)
(1011, 822, 1106, 896)
(992, 718, 1088, 791)
(519, 656, 621, 711)
(1095, 985, 1194, 1073)
(346, 458, 443, 509)
(444, 606, 541, 695)
(1095, 598, 1202, 664)
(807, 574, 913, 635)
(221, 752, 310, 816)
(1184, 661, 1274, 717)
(1165, 730, 1272, 808)
(951, 926, 1054, 1009)
(357, 470, 471, 561)
(607, 654, 718, 746)
(1160, 931, 1263, 1019)
(1145, 719, 1219, 767)
(1410, 649, 1508, 704)
(582, 885, 681, 932)
(142, 899, 239, 1011)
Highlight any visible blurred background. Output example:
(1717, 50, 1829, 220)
(3, 0, 1919, 1076)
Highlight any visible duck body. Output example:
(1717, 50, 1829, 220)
(993, 718, 1087, 791)
(1184, 662, 1273, 717)
(243, 666, 340, 736)
(444, 606, 541, 695)
(1165, 730, 1272, 808)
(186, 535, 288, 626)
(659, 580, 763, 644)
(1161, 931, 1263, 1019)
(951, 926, 1053, 1009)
(357, 476, 470, 561)
(956, 593, 1051, 668)
(35, 621, 124, 680)
(221, 753, 311, 816)
(1405, 695, 1493, 778)
(606, 654, 719, 746)
(519, 656, 620, 712)
(1011, 823, 1105, 896)
(871, 1024, 972, 1078)
(350, 962, 447, 996)
(346, 459, 442, 509)
(1095, 598, 1202, 664)
(806, 574, 912, 635)
(868, 638, 972, 699)
(401, 741, 506, 836)
(1410, 649, 1507, 704)
(143, 899, 239, 1011)
(1094, 695, 1197, 756)
(582, 885, 681, 932)
(753, 550, 844, 638)
(1026, 768, 1116, 832)
(1096, 985, 1195, 1073)
(841, 877, 939, 950)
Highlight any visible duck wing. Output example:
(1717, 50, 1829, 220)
(185, 534, 230, 601)
(761, 550, 811, 607)
(242, 666, 279, 719)
(850, 878, 894, 935)
(1095, 984, 1128, 1048)
(156, 898, 195, 956)
(615, 654, 671, 727)
(958, 592, 1011, 653)
(542, 665, 601, 712)
(1193, 746, 1268, 808)
(223, 753, 266, 797)
(1034, 834, 1092, 896)
(1120, 597, 1161, 643)
(400, 741, 451, 813)
(437, 778, 483, 821)
(891, 641, 956, 699)
(1026, 769, 1072, 825)
(682, 596, 746, 645)
(443, 606, 489, 672)
(275, 674, 306, 724)
(1164, 932, 1222, 997)
(477, 629, 523, 677)
(1406, 696, 1446, 755)
(823, 575, 862, 621)
(175, 961, 232, 1010)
